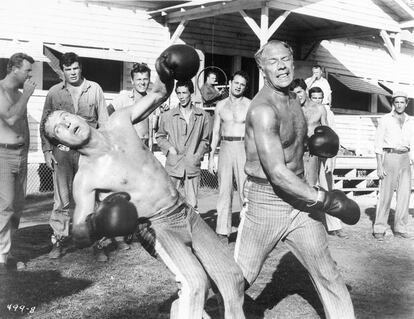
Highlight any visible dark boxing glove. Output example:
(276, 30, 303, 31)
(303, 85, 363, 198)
(155, 44, 200, 83)
(308, 187, 360, 225)
(308, 125, 339, 158)
(73, 192, 138, 248)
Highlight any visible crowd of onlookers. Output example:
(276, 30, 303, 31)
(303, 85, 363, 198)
(0, 49, 411, 274)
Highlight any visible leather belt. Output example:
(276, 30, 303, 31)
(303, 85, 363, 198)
(247, 175, 270, 185)
(222, 136, 244, 141)
(383, 148, 409, 154)
(0, 142, 25, 150)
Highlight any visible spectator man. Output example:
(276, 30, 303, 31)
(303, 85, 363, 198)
(208, 71, 250, 242)
(0, 53, 36, 272)
(40, 52, 108, 260)
(290, 79, 328, 185)
(108, 62, 154, 151)
(156, 80, 210, 210)
(309, 86, 347, 238)
(306, 65, 332, 106)
(373, 91, 413, 240)
(200, 71, 225, 108)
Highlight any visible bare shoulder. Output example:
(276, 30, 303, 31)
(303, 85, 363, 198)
(73, 164, 95, 192)
(248, 98, 278, 128)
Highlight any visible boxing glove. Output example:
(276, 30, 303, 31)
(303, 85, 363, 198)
(308, 187, 360, 225)
(73, 192, 138, 248)
(155, 44, 200, 82)
(308, 126, 339, 158)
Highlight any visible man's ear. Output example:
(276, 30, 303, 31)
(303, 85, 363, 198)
(57, 144, 70, 152)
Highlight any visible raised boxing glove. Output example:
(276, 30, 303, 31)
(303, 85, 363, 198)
(308, 186, 360, 225)
(155, 44, 200, 83)
(308, 125, 339, 158)
(73, 192, 138, 248)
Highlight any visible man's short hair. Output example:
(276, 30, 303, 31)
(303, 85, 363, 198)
(254, 40, 294, 67)
(206, 71, 217, 78)
(312, 65, 323, 71)
(231, 70, 249, 84)
(309, 86, 324, 98)
(130, 62, 151, 79)
(7, 53, 34, 74)
(290, 78, 307, 91)
(59, 52, 82, 70)
(39, 110, 61, 147)
(175, 80, 194, 94)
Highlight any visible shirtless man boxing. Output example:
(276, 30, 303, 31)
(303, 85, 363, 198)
(208, 70, 251, 242)
(41, 45, 245, 319)
(233, 40, 359, 319)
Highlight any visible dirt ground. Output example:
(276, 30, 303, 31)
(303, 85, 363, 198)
(0, 190, 413, 319)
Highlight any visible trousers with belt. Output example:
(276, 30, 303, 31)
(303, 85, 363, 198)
(49, 148, 80, 241)
(234, 178, 355, 319)
(374, 151, 411, 234)
(216, 140, 246, 236)
(0, 146, 27, 263)
(136, 197, 245, 319)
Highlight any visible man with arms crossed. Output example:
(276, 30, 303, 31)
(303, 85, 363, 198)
(208, 71, 250, 243)
(0, 53, 36, 272)
(41, 46, 245, 319)
(234, 40, 359, 319)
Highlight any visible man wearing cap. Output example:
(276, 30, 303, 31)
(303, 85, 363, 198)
(374, 91, 413, 240)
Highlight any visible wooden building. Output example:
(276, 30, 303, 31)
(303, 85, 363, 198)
(1, 0, 413, 194)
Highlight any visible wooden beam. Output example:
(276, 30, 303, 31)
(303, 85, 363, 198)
(380, 30, 398, 60)
(165, 0, 266, 23)
(239, 10, 261, 38)
(300, 25, 377, 42)
(267, 0, 401, 33)
(391, 0, 414, 19)
(265, 10, 290, 42)
(169, 20, 188, 44)
(260, 6, 269, 46)
(393, 32, 401, 55)
(400, 20, 414, 28)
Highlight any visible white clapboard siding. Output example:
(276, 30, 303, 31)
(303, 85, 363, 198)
(0, 0, 169, 57)
(27, 90, 117, 163)
(334, 114, 381, 156)
(307, 39, 414, 84)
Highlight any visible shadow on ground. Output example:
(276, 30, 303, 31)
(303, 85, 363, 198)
(244, 252, 325, 319)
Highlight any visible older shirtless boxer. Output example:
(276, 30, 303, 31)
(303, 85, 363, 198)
(233, 40, 359, 319)
(290, 78, 329, 185)
(41, 45, 245, 319)
(208, 71, 251, 241)
(0, 53, 36, 271)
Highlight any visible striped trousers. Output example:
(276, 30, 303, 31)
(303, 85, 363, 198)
(137, 199, 245, 319)
(234, 179, 355, 319)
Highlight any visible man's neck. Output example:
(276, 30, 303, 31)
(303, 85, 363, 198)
(229, 94, 243, 104)
(264, 81, 289, 97)
(66, 78, 84, 88)
(1, 75, 19, 91)
(180, 102, 193, 112)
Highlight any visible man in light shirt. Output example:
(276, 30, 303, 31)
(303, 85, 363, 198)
(373, 91, 413, 240)
(306, 65, 332, 106)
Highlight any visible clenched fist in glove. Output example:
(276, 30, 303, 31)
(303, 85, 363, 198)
(308, 186, 360, 225)
(73, 192, 138, 248)
(308, 126, 339, 158)
(155, 44, 200, 83)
